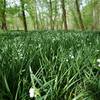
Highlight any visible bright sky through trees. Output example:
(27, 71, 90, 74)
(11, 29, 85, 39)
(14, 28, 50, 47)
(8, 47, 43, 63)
(7, 0, 20, 7)
(7, 0, 87, 8)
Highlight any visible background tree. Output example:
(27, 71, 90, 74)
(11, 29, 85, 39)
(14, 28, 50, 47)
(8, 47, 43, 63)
(0, 0, 7, 30)
(61, 0, 68, 30)
(75, 0, 85, 30)
(0, 0, 99, 31)
(20, 0, 28, 31)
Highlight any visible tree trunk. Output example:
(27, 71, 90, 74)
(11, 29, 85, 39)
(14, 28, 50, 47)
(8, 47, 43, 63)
(49, 0, 54, 30)
(92, 0, 100, 30)
(1, 0, 7, 31)
(75, 0, 84, 30)
(20, 0, 28, 32)
(54, 0, 58, 30)
(61, 0, 68, 30)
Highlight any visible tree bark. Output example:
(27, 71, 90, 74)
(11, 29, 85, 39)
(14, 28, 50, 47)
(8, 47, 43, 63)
(61, 0, 68, 30)
(20, 0, 28, 32)
(75, 0, 84, 30)
(1, 0, 7, 31)
(92, 0, 100, 30)
(49, 0, 54, 30)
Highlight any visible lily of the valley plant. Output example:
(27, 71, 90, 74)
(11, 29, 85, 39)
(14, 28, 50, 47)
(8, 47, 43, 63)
(29, 66, 40, 98)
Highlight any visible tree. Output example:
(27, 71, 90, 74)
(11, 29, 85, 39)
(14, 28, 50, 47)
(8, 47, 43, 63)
(92, 0, 100, 30)
(61, 0, 68, 30)
(49, 0, 54, 30)
(75, 0, 85, 30)
(20, 0, 28, 31)
(1, 0, 7, 30)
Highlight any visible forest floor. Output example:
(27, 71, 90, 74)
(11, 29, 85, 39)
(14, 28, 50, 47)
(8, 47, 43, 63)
(0, 30, 100, 100)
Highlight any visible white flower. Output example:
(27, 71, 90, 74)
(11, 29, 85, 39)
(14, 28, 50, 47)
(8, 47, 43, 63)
(96, 50, 99, 52)
(97, 59, 100, 63)
(69, 54, 71, 57)
(98, 64, 100, 67)
(89, 42, 92, 45)
(71, 55, 74, 59)
(69, 54, 74, 59)
(29, 87, 36, 98)
(38, 44, 41, 48)
(66, 59, 68, 62)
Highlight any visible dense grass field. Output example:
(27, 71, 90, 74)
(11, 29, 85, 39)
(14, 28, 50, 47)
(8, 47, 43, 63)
(0, 31, 100, 100)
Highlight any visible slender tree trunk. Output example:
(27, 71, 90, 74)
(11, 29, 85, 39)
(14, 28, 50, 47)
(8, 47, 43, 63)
(34, 0, 39, 30)
(61, 0, 68, 30)
(1, 0, 7, 31)
(75, 0, 84, 30)
(93, 7, 96, 30)
(49, 0, 54, 30)
(54, 0, 58, 30)
(92, 0, 99, 30)
(20, 0, 28, 32)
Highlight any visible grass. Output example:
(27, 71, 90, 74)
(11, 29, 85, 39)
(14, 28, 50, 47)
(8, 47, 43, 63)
(0, 30, 100, 100)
